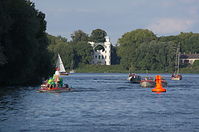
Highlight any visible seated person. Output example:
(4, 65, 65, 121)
(47, 78, 55, 88)
(59, 77, 63, 87)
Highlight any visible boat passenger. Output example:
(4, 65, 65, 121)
(54, 67, 60, 87)
(59, 77, 63, 87)
(47, 78, 55, 88)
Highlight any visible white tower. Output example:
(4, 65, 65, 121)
(104, 36, 111, 65)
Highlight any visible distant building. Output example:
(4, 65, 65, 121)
(89, 36, 111, 65)
(180, 54, 199, 64)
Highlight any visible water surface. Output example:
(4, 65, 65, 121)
(0, 73, 199, 132)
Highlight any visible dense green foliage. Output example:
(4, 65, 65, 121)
(117, 29, 158, 70)
(117, 29, 199, 72)
(71, 30, 89, 43)
(48, 28, 199, 73)
(0, 0, 52, 86)
(47, 32, 94, 70)
(90, 29, 107, 43)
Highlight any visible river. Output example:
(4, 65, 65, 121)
(0, 73, 199, 132)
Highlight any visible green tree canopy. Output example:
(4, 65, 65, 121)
(0, 0, 52, 86)
(118, 29, 157, 47)
(90, 29, 107, 43)
(117, 29, 157, 70)
(71, 30, 89, 43)
(48, 34, 93, 70)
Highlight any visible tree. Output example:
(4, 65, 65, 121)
(71, 30, 89, 43)
(118, 29, 157, 47)
(111, 46, 120, 65)
(178, 32, 199, 53)
(90, 29, 107, 43)
(117, 29, 157, 70)
(193, 60, 199, 67)
(74, 41, 93, 64)
(0, 0, 10, 66)
(0, 0, 52, 86)
(134, 41, 176, 71)
(0, 46, 7, 65)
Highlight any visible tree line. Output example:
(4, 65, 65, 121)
(117, 29, 199, 72)
(49, 29, 199, 73)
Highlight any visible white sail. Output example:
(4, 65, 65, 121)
(56, 54, 66, 73)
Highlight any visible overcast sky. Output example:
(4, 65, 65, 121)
(31, 0, 199, 44)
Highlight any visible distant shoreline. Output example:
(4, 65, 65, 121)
(73, 64, 199, 74)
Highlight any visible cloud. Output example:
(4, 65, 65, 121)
(147, 18, 195, 35)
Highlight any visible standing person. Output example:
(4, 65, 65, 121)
(54, 67, 60, 87)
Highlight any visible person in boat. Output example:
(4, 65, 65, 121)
(47, 78, 55, 88)
(58, 77, 63, 87)
(129, 73, 135, 77)
(53, 67, 61, 88)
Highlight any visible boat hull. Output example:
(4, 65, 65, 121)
(171, 75, 182, 80)
(140, 80, 167, 87)
(128, 76, 141, 83)
(38, 83, 71, 93)
(140, 81, 155, 87)
(38, 87, 72, 93)
(128, 74, 141, 83)
(171, 77, 181, 80)
(60, 72, 69, 76)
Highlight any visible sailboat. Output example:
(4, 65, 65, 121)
(171, 46, 182, 80)
(56, 54, 69, 76)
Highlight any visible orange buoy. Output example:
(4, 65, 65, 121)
(152, 75, 166, 93)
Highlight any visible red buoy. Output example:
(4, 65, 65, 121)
(152, 75, 166, 93)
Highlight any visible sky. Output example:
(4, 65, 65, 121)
(31, 0, 199, 44)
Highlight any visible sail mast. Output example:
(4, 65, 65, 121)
(176, 44, 180, 75)
(177, 51, 180, 74)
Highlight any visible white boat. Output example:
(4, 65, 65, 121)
(56, 54, 69, 76)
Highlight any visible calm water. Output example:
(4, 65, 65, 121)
(0, 73, 199, 132)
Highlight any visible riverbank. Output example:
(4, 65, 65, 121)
(75, 65, 127, 73)
(73, 64, 199, 73)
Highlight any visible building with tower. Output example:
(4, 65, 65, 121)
(89, 36, 111, 65)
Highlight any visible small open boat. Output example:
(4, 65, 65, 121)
(140, 77, 155, 87)
(171, 74, 182, 80)
(128, 73, 141, 83)
(140, 76, 167, 87)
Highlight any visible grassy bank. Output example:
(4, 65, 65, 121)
(73, 65, 199, 73)
(180, 67, 199, 73)
(75, 65, 128, 73)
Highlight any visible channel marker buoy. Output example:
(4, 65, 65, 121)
(152, 75, 166, 93)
